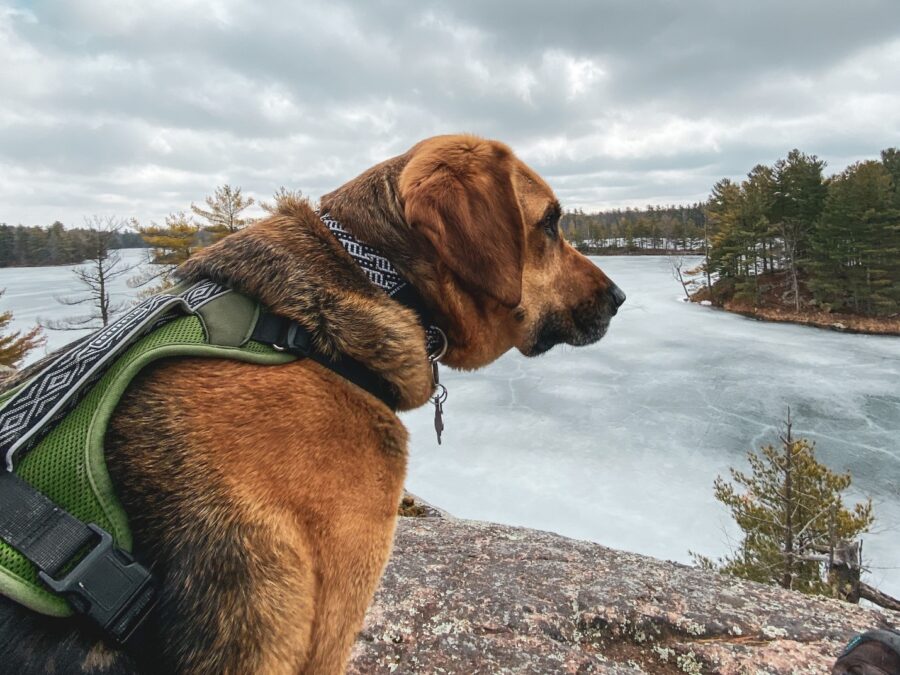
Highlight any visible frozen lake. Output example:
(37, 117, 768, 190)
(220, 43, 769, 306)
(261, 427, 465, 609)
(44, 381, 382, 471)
(1, 252, 898, 597)
(0, 249, 157, 358)
(402, 256, 900, 598)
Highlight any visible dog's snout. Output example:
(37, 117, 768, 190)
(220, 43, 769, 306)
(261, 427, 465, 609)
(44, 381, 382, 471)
(609, 283, 626, 314)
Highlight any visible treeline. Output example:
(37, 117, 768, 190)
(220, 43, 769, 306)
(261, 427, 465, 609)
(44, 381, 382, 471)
(561, 204, 707, 252)
(0, 222, 146, 267)
(567, 147, 900, 317)
(705, 148, 900, 316)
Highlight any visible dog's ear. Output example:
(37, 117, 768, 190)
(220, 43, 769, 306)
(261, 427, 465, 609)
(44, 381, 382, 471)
(399, 138, 524, 308)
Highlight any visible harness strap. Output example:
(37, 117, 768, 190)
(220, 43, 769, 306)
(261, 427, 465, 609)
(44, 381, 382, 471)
(250, 312, 399, 408)
(0, 472, 96, 577)
(0, 472, 155, 645)
(1, 280, 229, 471)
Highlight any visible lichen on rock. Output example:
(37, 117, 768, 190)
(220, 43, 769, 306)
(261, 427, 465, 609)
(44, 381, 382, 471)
(350, 503, 899, 674)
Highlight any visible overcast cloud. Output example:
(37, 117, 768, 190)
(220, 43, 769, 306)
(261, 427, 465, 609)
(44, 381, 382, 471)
(2, 0, 899, 226)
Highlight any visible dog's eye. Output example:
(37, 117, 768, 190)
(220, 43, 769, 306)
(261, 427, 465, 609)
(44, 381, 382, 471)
(541, 212, 559, 238)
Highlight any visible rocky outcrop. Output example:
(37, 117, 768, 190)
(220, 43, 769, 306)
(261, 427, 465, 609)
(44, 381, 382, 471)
(349, 504, 899, 674)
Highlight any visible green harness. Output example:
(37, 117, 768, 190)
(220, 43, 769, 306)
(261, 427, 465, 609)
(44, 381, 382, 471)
(0, 285, 295, 617)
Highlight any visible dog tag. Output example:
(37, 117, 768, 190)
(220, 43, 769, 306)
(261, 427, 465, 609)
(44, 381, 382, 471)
(433, 396, 444, 444)
(430, 361, 446, 444)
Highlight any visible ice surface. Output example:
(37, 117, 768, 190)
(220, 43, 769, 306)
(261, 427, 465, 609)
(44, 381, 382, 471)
(2, 253, 898, 596)
(0, 249, 155, 360)
(401, 256, 900, 598)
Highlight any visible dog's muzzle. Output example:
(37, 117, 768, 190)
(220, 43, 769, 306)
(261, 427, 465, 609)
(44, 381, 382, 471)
(525, 282, 625, 356)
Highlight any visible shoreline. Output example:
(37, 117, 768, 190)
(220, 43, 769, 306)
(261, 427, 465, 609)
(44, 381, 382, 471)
(691, 297, 900, 336)
(578, 247, 703, 256)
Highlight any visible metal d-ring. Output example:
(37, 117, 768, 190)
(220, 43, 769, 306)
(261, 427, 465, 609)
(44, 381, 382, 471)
(434, 383, 448, 404)
(428, 326, 448, 363)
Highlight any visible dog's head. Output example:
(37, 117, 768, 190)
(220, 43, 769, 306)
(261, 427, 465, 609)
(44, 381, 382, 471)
(322, 134, 625, 370)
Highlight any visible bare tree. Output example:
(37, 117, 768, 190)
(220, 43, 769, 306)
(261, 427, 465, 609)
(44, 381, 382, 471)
(45, 216, 139, 331)
(191, 184, 256, 241)
(671, 255, 704, 301)
(701, 208, 713, 291)
(671, 256, 692, 301)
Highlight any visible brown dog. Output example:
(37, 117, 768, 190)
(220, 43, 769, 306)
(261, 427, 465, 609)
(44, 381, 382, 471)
(0, 134, 623, 674)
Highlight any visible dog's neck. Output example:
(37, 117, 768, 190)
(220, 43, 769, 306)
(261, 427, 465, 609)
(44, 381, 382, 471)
(176, 197, 437, 410)
(318, 152, 441, 302)
(317, 211, 444, 356)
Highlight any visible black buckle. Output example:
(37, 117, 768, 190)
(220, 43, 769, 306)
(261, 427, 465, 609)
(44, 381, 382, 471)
(275, 321, 311, 354)
(38, 524, 156, 645)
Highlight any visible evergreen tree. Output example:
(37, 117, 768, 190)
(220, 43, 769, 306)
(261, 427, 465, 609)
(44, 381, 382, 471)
(742, 164, 777, 276)
(705, 178, 745, 284)
(0, 289, 44, 368)
(0, 225, 12, 267)
(771, 150, 827, 310)
(139, 212, 202, 267)
(881, 148, 900, 208)
(810, 160, 898, 314)
(136, 212, 203, 293)
(0, 222, 145, 268)
(692, 412, 873, 598)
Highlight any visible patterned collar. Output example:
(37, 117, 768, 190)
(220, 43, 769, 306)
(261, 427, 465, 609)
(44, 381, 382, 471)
(318, 212, 445, 356)
(319, 211, 448, 442)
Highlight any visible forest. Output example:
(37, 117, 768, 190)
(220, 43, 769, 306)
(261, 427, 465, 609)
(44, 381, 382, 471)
(0, 221, 145, 267)
(566, 148, 900, 317)
(561, 203, 707, 252)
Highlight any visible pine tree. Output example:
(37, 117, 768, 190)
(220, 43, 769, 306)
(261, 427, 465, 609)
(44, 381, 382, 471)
(692, 412, 873, 598)
(881, 148, 900, 208)
(742, 164, 776, 277)
(0, 225, 12, 267)
(0, 289, 44, 369)
(810, 160, 897, 314)
(191, 185, 256, 243)
(139, 212, 202, 267)
(705, 178, 745, 287)
(771, 150, 827, 311)
(135, 212, 203, 293)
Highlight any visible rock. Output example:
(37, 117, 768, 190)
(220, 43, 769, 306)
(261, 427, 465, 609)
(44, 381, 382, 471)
(350, 510, 898, 674)
(832, 322, 847, 330)
(398, 492, 451, 519)
(700, 300, 713, 307)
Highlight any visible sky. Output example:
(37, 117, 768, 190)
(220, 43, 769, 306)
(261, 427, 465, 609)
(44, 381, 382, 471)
(2, 0, 899, 227)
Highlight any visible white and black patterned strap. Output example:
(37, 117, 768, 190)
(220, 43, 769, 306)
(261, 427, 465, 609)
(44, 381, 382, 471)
(319, 212, 407, 294)
(319, 212, 444, 355)
(0, 280, 228, 471)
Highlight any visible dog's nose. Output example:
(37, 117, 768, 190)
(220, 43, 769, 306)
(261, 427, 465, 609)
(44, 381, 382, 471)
(609, 283, 626, 314)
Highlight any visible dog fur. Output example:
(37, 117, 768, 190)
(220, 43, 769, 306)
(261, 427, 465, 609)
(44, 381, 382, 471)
(0, 134, 620, 674)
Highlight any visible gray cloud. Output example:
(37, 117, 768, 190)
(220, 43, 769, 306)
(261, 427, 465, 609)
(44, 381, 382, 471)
(1, 0, 899, 226)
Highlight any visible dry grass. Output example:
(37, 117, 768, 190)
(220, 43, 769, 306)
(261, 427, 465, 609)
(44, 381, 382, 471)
(723, 302, 900, 335)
